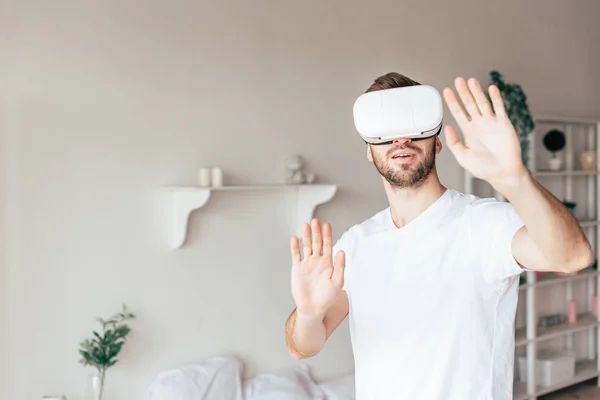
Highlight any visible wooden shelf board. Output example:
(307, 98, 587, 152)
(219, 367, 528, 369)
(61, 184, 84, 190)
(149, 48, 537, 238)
(534, 115, 599, 124)
(534, 170, 599, 177)
(519, 268, 599, 291)
(515, 313, 599, 345)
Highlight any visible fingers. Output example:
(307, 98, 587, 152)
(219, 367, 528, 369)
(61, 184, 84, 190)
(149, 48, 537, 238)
(443, 87, 470, 129)
(322, 222, 333, 260)
(300, 219, 329, 259)
(302, 222, 312, 259)
(444, 125, 467, 161)
(467, 78, 494, 117)
(311, 218, 323, 256)
(454, 77, 481, 119)
(290, 236, 301, 265)
(488, 84, 508, 120)
(332, 250, 346, 288)
(445, 77, 498, 124)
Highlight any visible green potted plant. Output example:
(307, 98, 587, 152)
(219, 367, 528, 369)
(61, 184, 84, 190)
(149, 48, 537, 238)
(78, 304, 136, 400)
(489, 70, 535, 167)
(543, 129, 566, 170)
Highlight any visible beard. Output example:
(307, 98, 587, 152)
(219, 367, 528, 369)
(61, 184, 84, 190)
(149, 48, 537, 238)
(372, 140, 436, 189)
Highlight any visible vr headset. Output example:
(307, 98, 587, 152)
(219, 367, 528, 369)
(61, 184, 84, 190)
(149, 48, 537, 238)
(353, 85, 443, 145)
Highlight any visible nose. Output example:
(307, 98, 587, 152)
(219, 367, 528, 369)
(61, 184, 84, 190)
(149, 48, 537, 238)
(393, 137, 412, 146)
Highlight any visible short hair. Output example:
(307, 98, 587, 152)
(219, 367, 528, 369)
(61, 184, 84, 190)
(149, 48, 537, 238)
(365, 72, 421, 93)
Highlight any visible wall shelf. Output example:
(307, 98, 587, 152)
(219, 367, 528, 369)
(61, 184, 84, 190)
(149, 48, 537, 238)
(160, 184, 338, 249)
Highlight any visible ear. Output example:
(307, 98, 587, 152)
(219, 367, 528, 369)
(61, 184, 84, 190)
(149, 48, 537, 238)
(366, 144, 373, 162)
(435, 136, 442, 154)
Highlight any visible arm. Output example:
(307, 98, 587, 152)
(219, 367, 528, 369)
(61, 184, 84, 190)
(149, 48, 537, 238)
(494, 171, 593, 273)
(285, 290, 348, 359)
(442, 77, 593, 274)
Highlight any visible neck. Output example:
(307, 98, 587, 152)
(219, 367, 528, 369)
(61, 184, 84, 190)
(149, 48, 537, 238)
(383, 169, 447, 229)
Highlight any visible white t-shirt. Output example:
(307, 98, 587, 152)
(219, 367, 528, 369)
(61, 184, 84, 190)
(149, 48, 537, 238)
(334, 188, 525, 400)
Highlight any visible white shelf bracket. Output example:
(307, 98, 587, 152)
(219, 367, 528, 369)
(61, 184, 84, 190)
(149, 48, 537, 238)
(164, 187, 211, 249)
(295, 185, 338, 237)
(160, 184, 338, 249)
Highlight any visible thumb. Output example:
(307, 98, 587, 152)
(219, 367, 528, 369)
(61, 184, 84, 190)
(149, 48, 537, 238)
(444, 125, 467, 162)
(331, 250, 346, 288)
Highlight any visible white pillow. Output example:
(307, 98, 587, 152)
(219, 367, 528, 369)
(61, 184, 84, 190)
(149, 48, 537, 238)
(243, 363, 325, 400)
(318, 374, 355, 400)
(147, 355, 243, 400)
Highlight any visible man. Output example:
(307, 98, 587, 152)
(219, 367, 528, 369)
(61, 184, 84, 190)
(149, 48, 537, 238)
(284, 72, 593, 399)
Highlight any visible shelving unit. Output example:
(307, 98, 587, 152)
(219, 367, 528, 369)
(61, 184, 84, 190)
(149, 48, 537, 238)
(464, 116, 600, 399)
(159, 184, 338, 249)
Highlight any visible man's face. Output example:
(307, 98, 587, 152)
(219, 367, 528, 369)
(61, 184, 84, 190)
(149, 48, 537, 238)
(367, 136, 441, 188)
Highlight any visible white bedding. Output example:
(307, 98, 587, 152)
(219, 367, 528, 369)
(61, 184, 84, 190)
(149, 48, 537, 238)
(147, 356, 355, 400)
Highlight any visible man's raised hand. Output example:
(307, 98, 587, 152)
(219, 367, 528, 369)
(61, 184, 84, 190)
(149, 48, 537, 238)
(290, 218, 346, 319)
(442, 77, 529, 191)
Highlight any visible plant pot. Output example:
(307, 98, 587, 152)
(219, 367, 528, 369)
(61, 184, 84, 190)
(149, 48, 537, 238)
(548, 156, 562, 171)
(85, 371, 102, 400)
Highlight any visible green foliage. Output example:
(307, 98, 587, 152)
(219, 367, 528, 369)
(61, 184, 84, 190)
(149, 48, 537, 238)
(78, 304, 135, 399)
(489, 70, 535, 166)
(79, 304, 135, 371)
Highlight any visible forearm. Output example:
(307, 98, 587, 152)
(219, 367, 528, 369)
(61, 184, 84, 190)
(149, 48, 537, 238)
(492, 170, 593, 271)
(285, 308, 326, 359)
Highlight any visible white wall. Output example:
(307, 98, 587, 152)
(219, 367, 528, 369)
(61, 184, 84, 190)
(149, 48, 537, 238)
(0, 66, 8, 400)
(2, 0, 599, 399)
(0, 137, 6, 399)
(0, 2, 11, 393)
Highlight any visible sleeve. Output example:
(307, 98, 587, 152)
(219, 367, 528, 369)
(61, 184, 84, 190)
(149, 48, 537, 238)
(468, 198, 526, 283)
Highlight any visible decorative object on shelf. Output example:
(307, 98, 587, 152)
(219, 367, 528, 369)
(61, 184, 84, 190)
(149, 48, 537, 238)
(79, 304, 136, 400)
(211, 167, 223, 187)
(517, 349, 575, 388)
(489, 70, 535, 167)
(562, 200, 576, 216)
(198, 168, 211, 187)
(286, 154, 316, 184)
(538, 313, 567, 328)
(567, 300, 577, 324)
(542, 129, 566, 170)
(536, 271, 544, 280)
(579, 150, 596, 171)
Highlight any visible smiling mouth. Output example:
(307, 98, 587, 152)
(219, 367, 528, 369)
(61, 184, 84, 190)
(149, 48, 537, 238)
(392, 153, 415, 159)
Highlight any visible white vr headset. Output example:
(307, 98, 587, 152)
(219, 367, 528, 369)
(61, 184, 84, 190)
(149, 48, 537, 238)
(353, 85, 444, 145)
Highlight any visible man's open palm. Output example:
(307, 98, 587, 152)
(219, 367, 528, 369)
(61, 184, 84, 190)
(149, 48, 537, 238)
(290, 219, 345, 318)
(442, 77, 528, 187)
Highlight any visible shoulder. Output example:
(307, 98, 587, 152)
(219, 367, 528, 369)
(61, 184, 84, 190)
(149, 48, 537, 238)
(445, 189, 499, 209)
(467, 194, 523, 227)
(333, 207, 391, 249)
(431, 190, 523, 238)
(446, 189, 519, 219)
(450, 191, 525, 247)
